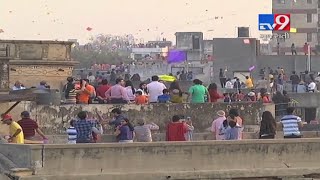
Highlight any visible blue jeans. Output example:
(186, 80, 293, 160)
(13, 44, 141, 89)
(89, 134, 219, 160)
(292, 84, 298, 92)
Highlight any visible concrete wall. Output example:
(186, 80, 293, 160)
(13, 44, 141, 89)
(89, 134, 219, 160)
(289, 93, 320, 108)
(257, 55, 320, 75)
(0, 102, 273, 135)
(212, 38, 258, 81)
(43, 131, 320, 144)
(175, 32, 204, 50)
(4, 139, 320, 179)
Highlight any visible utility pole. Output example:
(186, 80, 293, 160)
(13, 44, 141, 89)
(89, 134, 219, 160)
(307, 44, 311, 72)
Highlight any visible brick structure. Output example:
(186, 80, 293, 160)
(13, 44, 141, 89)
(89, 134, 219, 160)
(0, 40, 78, 90)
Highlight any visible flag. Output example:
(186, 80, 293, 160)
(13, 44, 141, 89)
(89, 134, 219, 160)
(167, 50, 186, 64)
(249, 66, 255, 71)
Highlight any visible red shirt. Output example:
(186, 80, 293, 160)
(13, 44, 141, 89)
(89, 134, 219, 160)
(208, 89, 223, 103)
(17, 118, 39, 138)
(166, 122, 187, 141)
(96, 85, 111, 98)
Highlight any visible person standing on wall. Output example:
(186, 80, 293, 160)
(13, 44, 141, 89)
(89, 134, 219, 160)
(147, 75, 167, 103)
(290, 71, 300, 93)
(219, 68, 227, 88)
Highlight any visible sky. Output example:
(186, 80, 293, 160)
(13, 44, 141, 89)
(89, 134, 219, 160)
(0, 0, 271, 44)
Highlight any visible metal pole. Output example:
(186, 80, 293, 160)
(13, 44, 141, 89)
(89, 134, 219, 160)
(308, 45, 311, 72)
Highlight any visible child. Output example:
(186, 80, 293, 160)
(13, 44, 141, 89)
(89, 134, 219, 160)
(67, 119, 77, 144)
(225, 120, 240, 140)
(184, 117, 194, 141)
(158, 89, 171, 103)
(223, 93, 231, 103)
(218, 119, 229, 140)
(135, 91, 148, 105)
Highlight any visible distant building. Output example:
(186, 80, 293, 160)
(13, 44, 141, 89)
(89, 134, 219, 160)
(130, 40, 172, 61)
(272, 0, 319, 54)
(175, 32, 204, 62)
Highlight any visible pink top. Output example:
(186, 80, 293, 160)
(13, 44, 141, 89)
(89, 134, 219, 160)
(235, 116, 243, 140)
(211, 116, 226, 140)
(105, 84, 129, 101)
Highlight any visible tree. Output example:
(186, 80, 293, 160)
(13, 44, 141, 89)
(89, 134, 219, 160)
(71, 34, 136, 68)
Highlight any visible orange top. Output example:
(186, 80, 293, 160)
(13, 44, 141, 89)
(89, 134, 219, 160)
(135, 95, 148, 105)
(78, 85, 95, 104)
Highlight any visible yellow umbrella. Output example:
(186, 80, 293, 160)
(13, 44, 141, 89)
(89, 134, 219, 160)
(158, 75, 176, 82)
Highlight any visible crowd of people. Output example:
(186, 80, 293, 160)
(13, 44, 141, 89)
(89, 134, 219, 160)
(61, 71, 281, 105)
(1, 105, 304, 144)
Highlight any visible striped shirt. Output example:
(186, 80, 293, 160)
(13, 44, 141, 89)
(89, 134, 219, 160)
(281, 115, 302, 136)
(65, 91, 77, 104)
(66, 127, 77, 144)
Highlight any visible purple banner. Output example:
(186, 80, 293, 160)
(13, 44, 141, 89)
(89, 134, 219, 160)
(167, 50, 186, 64)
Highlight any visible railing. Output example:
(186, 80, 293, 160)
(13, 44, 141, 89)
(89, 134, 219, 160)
(274, 99, 299, 118)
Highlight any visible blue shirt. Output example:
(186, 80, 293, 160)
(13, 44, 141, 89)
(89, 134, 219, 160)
(118, 125, 133, 141)
(109, 115, 126, 128)
(74, 119, 95, 141)
(225, 127, 240, 140)
(158, 94, 170, 103)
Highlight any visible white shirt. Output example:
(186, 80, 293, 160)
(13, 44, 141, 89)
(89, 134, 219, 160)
(12, 86, 26, 91)
(88, 75, 95, 83)
(308, 82, 316, 91)
(225, 81, 233, 89)
(147, 81, 166, 102)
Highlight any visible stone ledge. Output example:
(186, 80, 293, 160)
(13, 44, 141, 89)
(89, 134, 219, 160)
(0, 40, 74, 45)
(10, 60, 79, 66)
(22, 138, 320, 149)
(10, 168, 33, 177)
(14, 168, 320, 180)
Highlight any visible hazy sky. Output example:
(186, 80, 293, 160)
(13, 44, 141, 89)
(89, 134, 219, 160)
(0, 0, 271, 44)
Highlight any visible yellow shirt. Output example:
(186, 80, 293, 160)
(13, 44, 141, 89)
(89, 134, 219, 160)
(245, 78, 254, 88)
(9, 121, 24, 144)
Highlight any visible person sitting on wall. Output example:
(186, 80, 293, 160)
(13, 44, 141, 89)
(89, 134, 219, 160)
(37, 81, 50, 89)
(12, 81, 26, 91)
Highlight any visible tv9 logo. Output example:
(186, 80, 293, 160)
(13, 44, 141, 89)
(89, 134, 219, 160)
(259, 14, 290, 31)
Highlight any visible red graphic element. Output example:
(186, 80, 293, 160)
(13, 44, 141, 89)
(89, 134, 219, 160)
(274, 14, 290, 31)
(86, 27, 93, 31)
